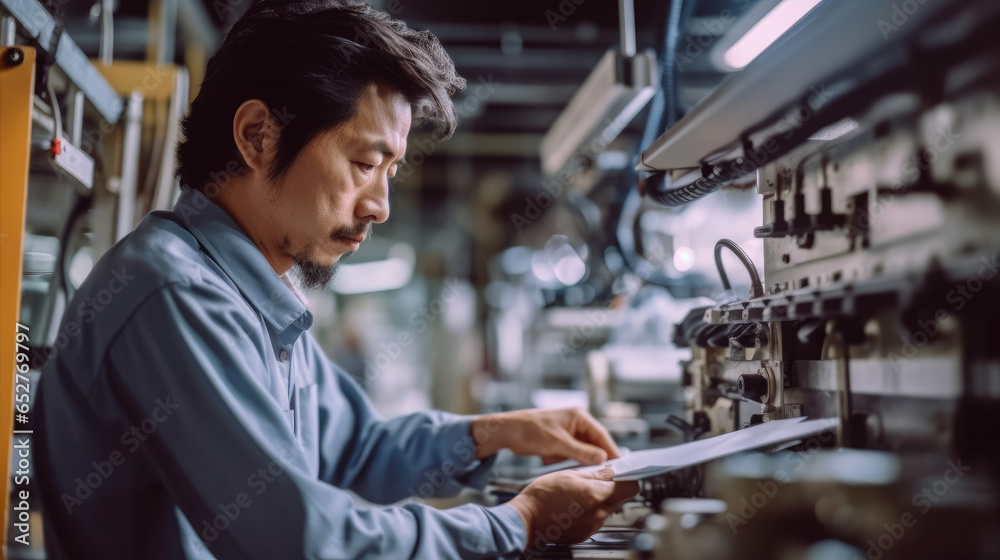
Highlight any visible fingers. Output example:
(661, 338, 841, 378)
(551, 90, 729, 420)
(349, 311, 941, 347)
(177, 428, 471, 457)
(574, 472, 638, 506)
(577, 475, 620, 505)
(555, 433, 608, 465)
(608, 480, 640, 504)
(573, 411, 622, 460)
(586, 465, 617, 481)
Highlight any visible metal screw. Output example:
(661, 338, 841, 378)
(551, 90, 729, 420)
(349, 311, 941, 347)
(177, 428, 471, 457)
(5, 47, 24, 66)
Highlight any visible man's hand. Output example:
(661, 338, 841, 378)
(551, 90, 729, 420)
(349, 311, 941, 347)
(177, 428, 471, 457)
(507, 470, 639, 549)
(471, 407, 621, 465)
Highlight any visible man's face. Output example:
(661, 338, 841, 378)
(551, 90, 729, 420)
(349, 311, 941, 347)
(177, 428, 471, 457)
(266, 82, 410, 289)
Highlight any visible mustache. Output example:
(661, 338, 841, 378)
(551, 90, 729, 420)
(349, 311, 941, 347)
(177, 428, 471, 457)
(332, 222, 372, 241)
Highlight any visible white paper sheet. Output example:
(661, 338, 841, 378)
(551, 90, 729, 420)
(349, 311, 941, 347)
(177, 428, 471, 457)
(575, 417, 838, 481)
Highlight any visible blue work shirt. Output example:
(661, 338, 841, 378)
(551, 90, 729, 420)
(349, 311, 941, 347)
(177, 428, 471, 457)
(35, 187, 526, 559)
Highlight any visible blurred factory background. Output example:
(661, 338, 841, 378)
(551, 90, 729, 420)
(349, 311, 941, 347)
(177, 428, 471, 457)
(3, 0, 765, 420)
(3, 0, 999, 558)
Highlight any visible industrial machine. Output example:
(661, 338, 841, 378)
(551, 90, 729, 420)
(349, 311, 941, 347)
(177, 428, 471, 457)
(3, 0, 999, 558)
(508, 0, 1000, 557)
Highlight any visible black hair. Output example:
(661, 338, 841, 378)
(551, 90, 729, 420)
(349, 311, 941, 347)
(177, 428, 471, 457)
(175, 0, 465, 191)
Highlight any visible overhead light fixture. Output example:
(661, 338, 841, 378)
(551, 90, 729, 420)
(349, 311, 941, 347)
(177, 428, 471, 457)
(673, 247, 694, 272)
(809, 117, 858, 141)
(723, 0, 825, 70)
(540, 0, 657, 177)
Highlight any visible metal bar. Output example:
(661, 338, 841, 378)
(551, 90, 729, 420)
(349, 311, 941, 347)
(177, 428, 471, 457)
(116, 91, 143, 241)
(153, 67, 187, 211)
(0, 44, 36, 550)
(177, 0, 219, 52)
(66, 84, 83, 146)
(833, 323, 853, 448)
(0, 0, 123, 122)
(0, 12, 15, 46)
(99, 0, 113, 66)
(156, 0, 177, 64)
(618, 0, 636, 58)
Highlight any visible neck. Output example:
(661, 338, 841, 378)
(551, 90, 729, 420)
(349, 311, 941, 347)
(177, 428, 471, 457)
(209, 178, 293, 276)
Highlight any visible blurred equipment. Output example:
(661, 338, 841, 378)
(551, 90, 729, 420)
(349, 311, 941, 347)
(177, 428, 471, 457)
(2, 0, 192, 555)
(518, 0, 1000, 557)
(539, 0, 658, 178)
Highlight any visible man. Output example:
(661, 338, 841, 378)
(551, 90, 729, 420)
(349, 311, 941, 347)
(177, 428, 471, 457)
(35, 1, 638, 558)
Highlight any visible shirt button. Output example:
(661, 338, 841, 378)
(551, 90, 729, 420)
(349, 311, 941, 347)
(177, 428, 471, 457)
(279, 349, 289, 362)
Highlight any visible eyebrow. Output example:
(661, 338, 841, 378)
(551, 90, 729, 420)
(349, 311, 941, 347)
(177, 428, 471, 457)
(370, 140, 406, 165)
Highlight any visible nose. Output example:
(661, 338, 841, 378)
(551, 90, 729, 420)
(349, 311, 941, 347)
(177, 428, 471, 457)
(355, 175, 390, 224)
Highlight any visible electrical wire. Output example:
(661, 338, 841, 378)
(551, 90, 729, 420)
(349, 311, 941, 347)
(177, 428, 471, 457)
(46, 79, 63, 140)
(714, 238, 763, 297)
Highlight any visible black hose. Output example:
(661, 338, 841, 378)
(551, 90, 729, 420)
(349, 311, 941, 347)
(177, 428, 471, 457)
(608, 0, 696, 290)
(714, 238, 762, 297)
(57, 193, 92, 301)
(662, 0, 685, 132)
(646, 38, 916, 208)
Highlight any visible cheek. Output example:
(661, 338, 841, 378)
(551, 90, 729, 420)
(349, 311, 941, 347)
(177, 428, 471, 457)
(289, 169, 342, 218)
(328, 171, 364, 213)
(288, 149, 360, 225)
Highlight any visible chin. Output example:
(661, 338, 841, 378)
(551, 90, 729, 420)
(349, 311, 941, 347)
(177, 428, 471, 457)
(291, 249, 356, 291)
(318, 253, 343, 267)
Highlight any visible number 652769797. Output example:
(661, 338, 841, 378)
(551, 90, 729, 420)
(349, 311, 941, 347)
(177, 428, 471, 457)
(14, 323, 31, 423)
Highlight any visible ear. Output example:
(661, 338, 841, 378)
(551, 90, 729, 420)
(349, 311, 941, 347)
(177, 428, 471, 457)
(232, 99, 280, 176)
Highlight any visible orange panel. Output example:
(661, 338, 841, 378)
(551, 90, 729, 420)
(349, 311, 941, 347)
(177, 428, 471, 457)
(0, 45, 36, 549)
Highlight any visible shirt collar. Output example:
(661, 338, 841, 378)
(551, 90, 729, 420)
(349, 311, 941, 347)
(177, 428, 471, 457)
(280, 273, 310, 306)
(171, 188, 314, 334)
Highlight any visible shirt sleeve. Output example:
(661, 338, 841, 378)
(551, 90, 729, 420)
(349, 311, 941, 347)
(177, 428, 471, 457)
(105, 277, 526, 559)
(312, 356, 499, 504)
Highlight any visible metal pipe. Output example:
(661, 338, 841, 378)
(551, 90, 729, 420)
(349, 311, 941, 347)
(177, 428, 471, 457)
(152, 67, 188, 211)
(177, 0, 219, 52)
(99, 0, 113, 66)
(618, 0, 636, 57)
(116, 91, 144, 241)
(0, 13, 14, 46)
(831, 321, 853, 448)
(157, 0, 177, 64)
(66, 86, 84, 146)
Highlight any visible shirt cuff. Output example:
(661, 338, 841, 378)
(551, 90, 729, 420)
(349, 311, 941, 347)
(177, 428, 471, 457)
(435, 414, 499, 491)
(483, 503, 528, 556)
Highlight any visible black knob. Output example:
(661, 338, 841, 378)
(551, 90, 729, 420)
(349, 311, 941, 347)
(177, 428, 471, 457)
(737, 373, 768, 400)
(5, 47, 24, 66)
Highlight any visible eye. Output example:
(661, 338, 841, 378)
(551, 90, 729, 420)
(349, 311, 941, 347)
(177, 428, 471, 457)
(357, 162, 376, 174)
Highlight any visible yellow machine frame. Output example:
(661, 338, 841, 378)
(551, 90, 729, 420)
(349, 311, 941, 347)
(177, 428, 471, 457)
(1, 45, 36, 549)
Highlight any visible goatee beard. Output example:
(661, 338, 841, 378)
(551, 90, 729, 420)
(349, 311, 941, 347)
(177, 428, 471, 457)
(289, 223, 370, 291)
(292, 253, 354, 291)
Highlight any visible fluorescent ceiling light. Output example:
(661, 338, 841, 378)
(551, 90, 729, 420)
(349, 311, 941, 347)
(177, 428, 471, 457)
(809, 117, 858, 141)
(723, 0, 824, 70)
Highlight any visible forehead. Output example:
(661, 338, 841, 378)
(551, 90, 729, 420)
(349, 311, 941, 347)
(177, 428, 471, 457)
(338, 82, 411, 150)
